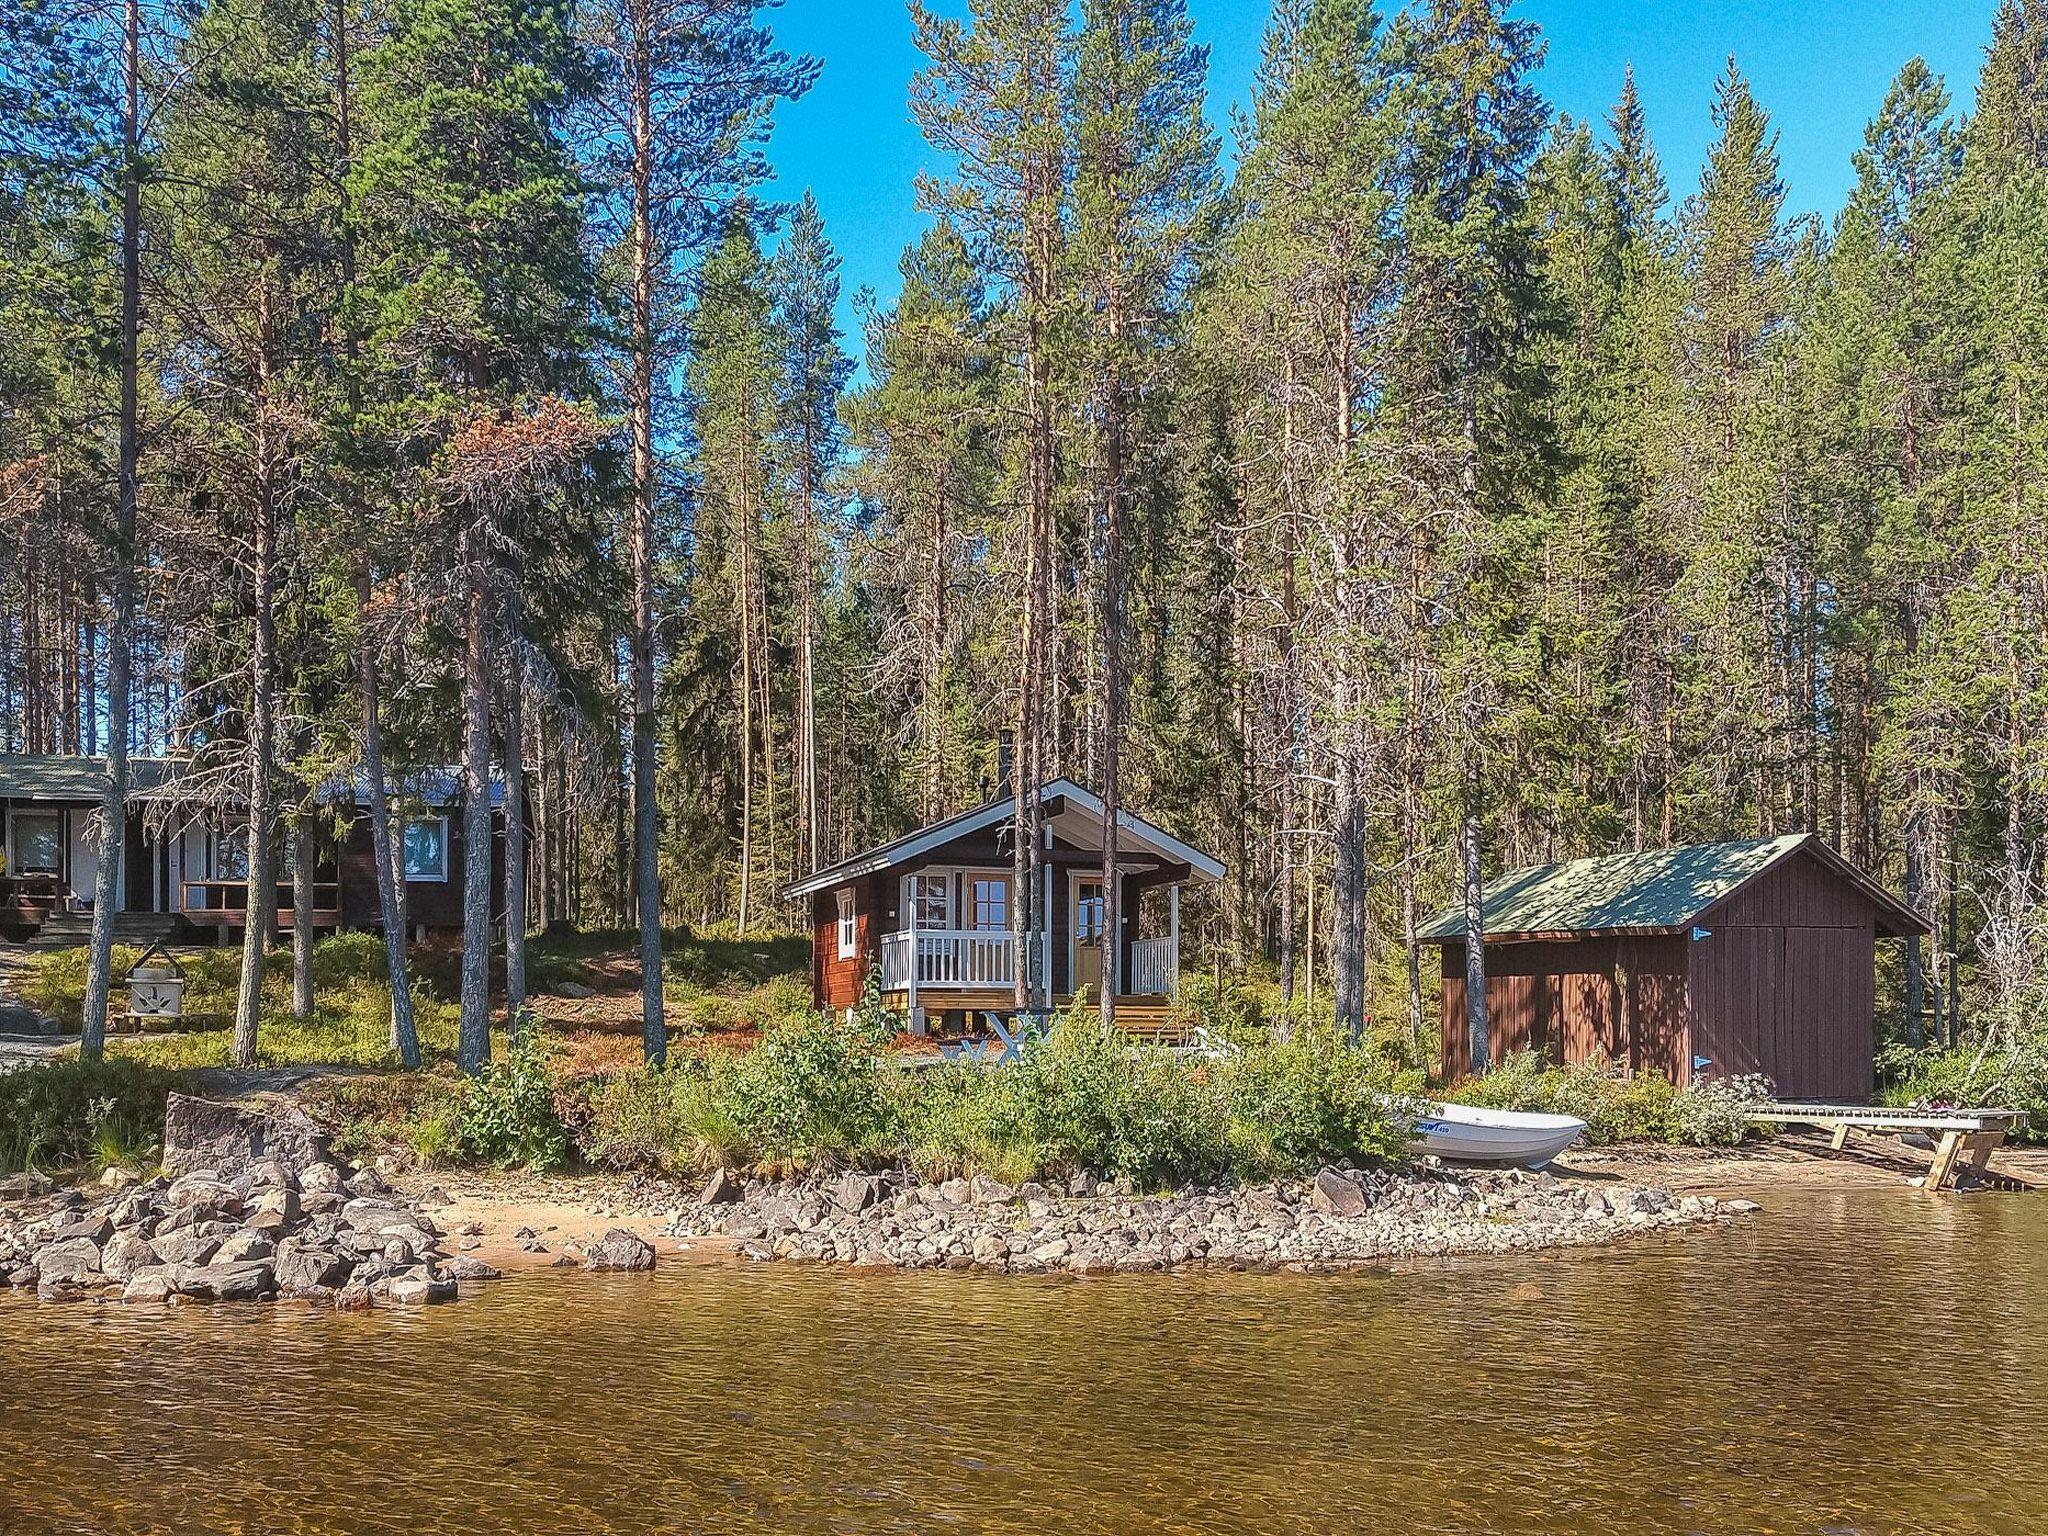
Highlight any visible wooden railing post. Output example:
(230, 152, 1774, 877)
(1169, 883, 1181, 999)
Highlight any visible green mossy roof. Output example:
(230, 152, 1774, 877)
(1416, 835, 1812, 940)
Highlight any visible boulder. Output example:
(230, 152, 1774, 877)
(52, 1213, 112, 1245)
(583, 1228, 656, 1272)
(166, 1175, 243, 1214)
(339, 1199, 413, 1236)
(382, 1271, 457, 1305)
(274, 1247, 353, 1293)
(153, 1228, 224, 1268)
(0, 1171, 55, 1201)
(1309, 1168, 1371, 1220)
(829, 1172, 884, 1215)
(101, 1230, 159, 1284)
(122, 1269, 178, 1304)
(162, 1093, 333, 1182)
(298, 1163, 345, 1196)
(32, 1237, 103, 1287)
(970, 1175, 1016, 1206)
(250, 1159, 298, 1192)
(215, 1231, 276, 1265)
(698, 1167, 742, 1206)
(177, 1261, 275, 1302)
(444, 1254, 502, 1282)
(98, 1166, 141, 1191)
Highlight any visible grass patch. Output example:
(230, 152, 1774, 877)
(0, 1057, 189, 1175)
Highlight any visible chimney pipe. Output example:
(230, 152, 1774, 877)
(997, 730, 1015, 797)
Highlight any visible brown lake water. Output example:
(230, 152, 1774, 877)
(1, 1186, 2044, 1535)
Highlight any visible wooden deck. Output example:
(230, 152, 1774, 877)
(895, 989, 1190, 1046)
(1749, 1102, 2032, 1191)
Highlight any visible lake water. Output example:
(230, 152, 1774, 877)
(2, 1187, 2044, 1535)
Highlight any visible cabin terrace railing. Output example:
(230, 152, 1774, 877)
(1129, 935, 1177, 997)
(879, 929, 1043, 995)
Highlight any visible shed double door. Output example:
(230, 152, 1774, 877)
(1689, 926, 1869, 1097)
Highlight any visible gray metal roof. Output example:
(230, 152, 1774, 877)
(1416, 834, 1923, 940)
(0, 755, 185, 801)
(0, 754, 499, 808)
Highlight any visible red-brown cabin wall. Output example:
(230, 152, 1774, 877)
(813, 878, 879, 1010)
(1439, 934, 1688, 1083)
(1686, 850, 1880, 1100)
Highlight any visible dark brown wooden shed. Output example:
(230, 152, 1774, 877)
(1419, 835, 1927, 1101)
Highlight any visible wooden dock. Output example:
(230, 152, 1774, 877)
(1748, 1102, 2033, 1190)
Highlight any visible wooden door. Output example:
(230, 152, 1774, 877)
(1072, 878, 1104, 1002)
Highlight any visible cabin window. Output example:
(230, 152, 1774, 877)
(1075, 880, 1106, 943)
(836, 889, 858, 958)
(402, 817, 449, 881)
(210, 831, 250, 881)
(11, 812, 60, 875)
(908, 873, 950, 931)
(970, 876, 1008, 932)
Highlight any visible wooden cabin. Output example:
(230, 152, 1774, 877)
(1418, 834, 1927, 1101)
(0, 754, 510, 945)
(784, 778, 1225, 1033)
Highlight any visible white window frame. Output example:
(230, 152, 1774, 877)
(836, 888, 858, 958)
(904, 871, 951, 932)
(402, 815, 450, 883)
(9, 809, 62, 876)
(968, 873, 1010, 934)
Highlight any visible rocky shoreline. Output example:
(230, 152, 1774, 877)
(668, 1161, 1759, 1274)
(0, 1093, 654, 1307)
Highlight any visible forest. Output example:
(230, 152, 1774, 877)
(2, 0, 2045, 1085)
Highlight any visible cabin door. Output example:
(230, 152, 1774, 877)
(1072, 878, 1105, 1002)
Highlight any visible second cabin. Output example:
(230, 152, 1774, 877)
(784, 778, 1225, 1034)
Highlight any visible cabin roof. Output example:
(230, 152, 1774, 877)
(781, 777, 1226, 901)
(0, 754, 186, 800)
(0, 754, 502, 809)
(1415, 834, 1926, 941)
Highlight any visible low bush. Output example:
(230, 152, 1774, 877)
(1878, 1039, 2048, 1141)
(1446, 1050, 1765, 1147)
(458, 1028, 572, 1171)
(0, 1057, 188, 1173)
(302, 1072, 466, 1167)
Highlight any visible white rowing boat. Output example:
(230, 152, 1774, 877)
(1407, 1100, 1587, 1169)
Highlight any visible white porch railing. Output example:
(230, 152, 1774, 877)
(1129, 935, 1177, 998)
(879, 929, 1037, 993)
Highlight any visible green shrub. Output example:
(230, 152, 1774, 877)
(303, 1071, 466, 1166)
(0, 1057, 186, 1173)
(1878, 1040, 2048, 1141)
(722, 1011, 898, 1165)
(574, 1062, 747, 1174)
(1669, 1073, 1771, 1146)
(1448, 1050, 1769, 1146)
(1222, 1025, 1420, 1173)
(459, 1029, 571, 1171)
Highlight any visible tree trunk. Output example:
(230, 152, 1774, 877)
(457, 545, 493, 1075)
(233, 439, 279, 1068)
(502, 635, 528, 1023)
(80, 0, 143, 1063)
(627, 30, 666, 1063)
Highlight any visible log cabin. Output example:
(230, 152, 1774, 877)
(0, 753, 512, 946)
(1418, 834, 1927, 1101)
(784, 777, 1225, 1035)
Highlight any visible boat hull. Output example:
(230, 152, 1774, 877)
(1408, 1101, 1588, 1169)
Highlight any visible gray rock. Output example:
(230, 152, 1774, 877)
(339, 1199, 414, 1235)
(298, 1163, 345, 1196)
(166, 1175, 243, 1214)
(829, 1171, 884, 1214)
(583, 1228, 656, 1272)
(444, 1255, 502, 1281)
(0, 1171, 55, 1201)
(215, 1231, 276, 1265)
(177, 1260, 275, 1301)
(250, 1159, 298, 1192)
(344, 1167, 390, 1199)
(699, 1167, 742, 1205)
(101, 1230, 159, 1283)
(970, 1175, 1016, 1205)
(122, 1269, 177, 1303)
(33, 1237, 103, 1286)
(550, 980, 596, 999)
(153, 1227, 224, 1268)
(274, 1247, 353, 1293)
(98, 1166, 141, 1191)
(1309, 1168, 1370, 1219)
(382, 1271, 457, 1304)
(163, 1093, 333, 1182)
(382, 1239, 416, 1267)
(52, 1213, 112, 1245)
(1725, 1198, 1763, 1214)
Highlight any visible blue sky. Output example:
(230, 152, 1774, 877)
(761, 0, 2000, 353)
